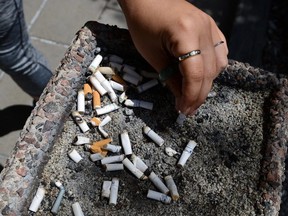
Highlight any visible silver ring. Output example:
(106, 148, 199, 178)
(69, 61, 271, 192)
(214, 40, 224, 47)
(178, 50, 201, 62)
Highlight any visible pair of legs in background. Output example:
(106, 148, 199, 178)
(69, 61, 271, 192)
(0, 0, 52, 99)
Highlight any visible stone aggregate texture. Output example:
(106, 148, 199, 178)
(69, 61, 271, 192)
(0, 22, 287, 215)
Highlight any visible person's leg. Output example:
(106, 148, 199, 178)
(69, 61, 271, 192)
(0, 0, 52, 99)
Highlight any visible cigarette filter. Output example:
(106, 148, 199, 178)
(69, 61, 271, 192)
(109, 62, 123, 72)
(143, 126, 164, 146)
(98, 66, 116, 75)
(147, 189, 171, 204)
(109, 177, 119, 205)
(131, 154, 149, 173)
(89, 54, 103, 73)
(120, 130, 132, 156)
(109, 54, 124, 64)
(29, 186, 45, 212)
(90, 117, 101, 127)
(177, 140, 197, 168)
(104, 163, 124, 171)
(136, 79, 158, 93)
(92, 90, 101, 109)
(68, 149, 83, 163)
(90, 153, 105, 162)
(101, 181, 112, 198)
(72, 202, 85, 216)
(94, 71, 117, 102)
(165, 147, 178, 157)
(77, 90, 85, 114)
(148, 171, 169, 194)
(89, 76, 107, 96)
(101, 154, 125, 165)
(124, 99, 153, 110)
(164, 175, 180, 201)
(102, 144, 122, 153)
(83, 83, 93, 97)
(71, 111, 90, 133)
(51, 181, 65, 214)
(109, 80, 126, 92)
(122, 65, 142, 82)
(99, 115, 112, 127)
(73, 136, 91, 145)
(88, 138, 112, 154)
(95, 103, 119, 116)
(118, 91, 127, 104)
(112, 74, 127, 85)
(176, 112, 186, 125)
(122, 73, 142, 86)
(122, 158, 147, 180)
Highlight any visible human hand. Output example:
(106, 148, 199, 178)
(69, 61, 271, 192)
(118, 0, 228, 115)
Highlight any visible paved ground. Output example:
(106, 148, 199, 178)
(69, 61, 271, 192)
(0, 0, 127, 166)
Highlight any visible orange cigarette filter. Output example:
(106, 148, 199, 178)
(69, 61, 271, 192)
(93, 90, 101, 109)
(112, 74, 127, 86)
(90, 117, 101, 127)
(89, 138, 112, 154)
(84, 83, 93, 95)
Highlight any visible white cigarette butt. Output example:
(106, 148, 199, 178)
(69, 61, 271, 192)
(89, 54, 103, 73)
(143, 126, 164, 146)
(102, 181, 112, 198)
(68, 149, 83, 163)
(77, 90, 85, 114)
(109, 178, 119, 205)
(101, 154, 125, 165)
(122, 158, 147, 180)
(96, 103, 119, 116)
(104, 163, 124, 171)
(147, 189, 171, 204)
(120, 130, 132, 156)
(29, 186, 45, 212)
(164, 175, 179, 201)
(148, 171, 169, 194)
(177, 140, 197, 168)
(72, 202, 85, 216)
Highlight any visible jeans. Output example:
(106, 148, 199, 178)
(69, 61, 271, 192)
(0, 0, 52, 98)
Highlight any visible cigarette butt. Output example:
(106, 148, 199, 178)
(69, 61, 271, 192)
(73, 136, 91, 145)
(84, 83, 92, 95)
(102, 144, 122, 153)
(29, 186, 45, 212)
(120, 130, 132, 156)
(89, 54, 103, 73)
(148, 171, 169, 194)
(98, 66, 116, 75)
(112, 74, 127, 85)
(92, 90, 101, 109)
(147, 189, 171, 204)
(122, 158, 147, 180)
(72, 202, 85, 216)
(90, 117, 101, 127)
(91, 138, 112, 149)
(177, 140, 197, 168)
(68, 149, 83, 163)
(104, 163, 124, 171)
(102, 181, 112, 198)
(71, 111, 90, 133)
(164, 175, 180, 201)
(109, 54, 124, 64)
(77, 90, 85, 114)
(109, 178, 119, 205)
(101, 154, 125, 165)
(143, 126, 164, 146)
(90, 153, 105, 162)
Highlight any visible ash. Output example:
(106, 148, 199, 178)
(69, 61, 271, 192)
(36, 74, 269, 215)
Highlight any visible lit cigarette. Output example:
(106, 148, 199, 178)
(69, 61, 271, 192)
(89, 76, 107, 96)
(71, 111, 90, 133)
(122, 158, 147, 180)
(95, 103, 119, 116)
(90, 117, 101, 127)
(147, 189, 171, 204)
(98, 66, 116, 75)
(164, 175, 179, 201)
(109, 177, 119, 205)
(101, 154, 125, 165)
(104, 163, 124, 171)
(87, 138, 112, 154)
(177, 140, 197, 168)
(72, 202, 85, 216)
(99, 115, 112, 138)
(89, 54, 103, 73)
(77, 89, 85, 114)
(102, 144, 122, 153)
(176, 112, 186, 125)
(109, 80, 126, 92)
(136, 79, 158, 93)
(131, 154, 149, 173)
(124, 99, 153, 110)
(122, 64, 142, 82)
(140, 70, 159, 79)
(118, 91, 127, 104)
(112, 74, 127, 85)
(120, 130, 132, 156)
(51, 181, 65, 214)
(94, 71, 117, 102)
(29, 186, 45, 212)
(73, 136, 91, 145)
(148, 171, 169, 194)
(143, 126, 164, 146)
(68, 149, 83, 163)
(83, 83, 93, 100)
(92, 90, 101, 109)
(122, 73, 142, 86)
(90, 153, 105, 162)
(109, 62, 123, 72)
(109, 54, 124, 64)
(102, 180, 112, 198)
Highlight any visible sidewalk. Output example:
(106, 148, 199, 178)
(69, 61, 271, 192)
(0, 0, 127, 166)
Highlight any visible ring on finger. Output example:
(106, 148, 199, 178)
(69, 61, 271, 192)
(178, 49, 201, 62)
(214, 40, 224, 47)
